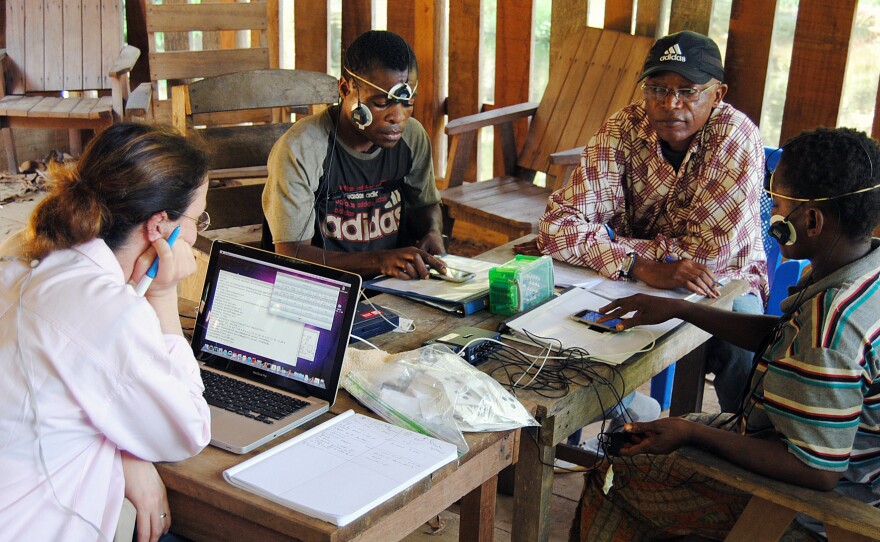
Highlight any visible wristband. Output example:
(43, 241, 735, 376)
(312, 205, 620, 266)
(620, 251, 636, 279)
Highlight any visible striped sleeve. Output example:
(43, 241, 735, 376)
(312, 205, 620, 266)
(762, 272, 880, 472)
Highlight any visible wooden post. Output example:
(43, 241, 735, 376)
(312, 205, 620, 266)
(724, 0, 777, 125)
(387, 0, 446, 178)
(634, 0, 660, 38)
(125, 0, 150, 87)
(447, 0, 482, 183)
(669, 0, 714, 35)
(294, 0, 329, 73)
(494, 0, 533, 177)
(341, 0, 372, 53)
(605, 0, 634, 33)
(779, 0, 857, 144)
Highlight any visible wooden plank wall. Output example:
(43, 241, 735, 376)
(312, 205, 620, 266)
(723, 0, 777, 126)
(387, 0, 446, 171)
(446, 0, 482, 183)
(779, 0, 857, 144)
(115, 0, 875, 184)
(493, 0, 532, 177)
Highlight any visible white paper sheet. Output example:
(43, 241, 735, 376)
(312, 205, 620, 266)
(224, 410, 458, 526)
(501, 288, 682, 365)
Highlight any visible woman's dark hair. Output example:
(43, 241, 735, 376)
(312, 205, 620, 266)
(26, 122, 209, 259)
(344, 30, 417, 77)
(777, 127, 880, 240)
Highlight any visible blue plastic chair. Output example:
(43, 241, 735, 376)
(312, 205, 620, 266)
(649, 147, 808, 409)
(760, 146, 809, 315)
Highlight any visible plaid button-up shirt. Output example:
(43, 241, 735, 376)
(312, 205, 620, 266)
(537, 101, 768, 302)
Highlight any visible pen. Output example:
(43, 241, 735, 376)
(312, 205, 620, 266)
(135, 226, 181, 296)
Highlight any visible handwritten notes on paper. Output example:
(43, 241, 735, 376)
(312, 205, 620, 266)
(223, 410, 459, 526)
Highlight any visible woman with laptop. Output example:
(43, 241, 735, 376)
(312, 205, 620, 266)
(0, 123, 212, 541)
(572, 127, 880, 540)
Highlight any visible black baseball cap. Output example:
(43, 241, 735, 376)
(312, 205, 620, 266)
(639, 31, 724, 84)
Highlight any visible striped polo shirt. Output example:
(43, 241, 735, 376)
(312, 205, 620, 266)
(745, 240, 880, 503)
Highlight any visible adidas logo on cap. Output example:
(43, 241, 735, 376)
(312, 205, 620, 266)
(659, 43, 685, 63)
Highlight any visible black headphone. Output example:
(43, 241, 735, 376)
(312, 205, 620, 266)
(766, 135, 877, 247)
(350, 84, 372, 131)
(768, 202, 803, 246)
(343, 49, 372, 131)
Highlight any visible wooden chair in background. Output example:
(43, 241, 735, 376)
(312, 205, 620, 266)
(144, 0, 278, 124)
(0, 0, 149, 171)
(170, 68, 338, 252)
(439, 27, 654, 246)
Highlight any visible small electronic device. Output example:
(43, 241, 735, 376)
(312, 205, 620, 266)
(429, 266, 476, 283)
(423, 326, 502, 366)
(488, 255, 554, 315)
(349, 302, 399, 342)
(604, 431, 645, 456)
(571, 309, 623, 332)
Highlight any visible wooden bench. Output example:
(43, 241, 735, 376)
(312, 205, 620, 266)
(0, 0, 147, 170)
(675, 446, 880, 542)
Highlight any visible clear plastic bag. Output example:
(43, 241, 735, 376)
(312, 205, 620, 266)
(343, 345, 538, 455)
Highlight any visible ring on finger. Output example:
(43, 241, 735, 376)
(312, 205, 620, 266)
(160, 512, 167, 520)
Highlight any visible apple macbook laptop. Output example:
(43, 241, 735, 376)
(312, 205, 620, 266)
(191, 240, 361, 454)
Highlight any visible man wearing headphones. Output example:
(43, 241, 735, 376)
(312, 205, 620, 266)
(571, 127, 880, 541)
(263, 30, 445, 280)
(520, 31, 768, 417)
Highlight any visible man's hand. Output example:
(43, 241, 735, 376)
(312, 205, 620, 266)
(513, 239, 542, 256)
(632, 257, 720, 297)
(616, 418, 695, 457)
(378, 247, 446, 279)
(122, 453, 170, 542)
(418, 231, 446, 256)
(598, 294, 687, 330)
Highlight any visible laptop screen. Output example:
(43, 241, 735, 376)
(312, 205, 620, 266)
(191, 241, 361, 401)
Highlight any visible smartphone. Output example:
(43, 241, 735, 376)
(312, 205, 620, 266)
(429, 266, 476, 283)
(571, 309, 623, 332)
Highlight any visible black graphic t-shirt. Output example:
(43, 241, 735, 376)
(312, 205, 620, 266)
(264, 107, 439, 253)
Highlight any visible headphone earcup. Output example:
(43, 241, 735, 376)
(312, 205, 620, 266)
(351, 102, 372, 130)
(768, 214, 797, 246)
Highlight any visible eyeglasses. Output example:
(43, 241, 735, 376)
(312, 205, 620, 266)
(344, 67, 418, 105)
(641, 82, 719, 104)
(176, 210, 211, 232)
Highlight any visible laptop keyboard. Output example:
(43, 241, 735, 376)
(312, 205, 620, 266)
(201, 369, 309, 425)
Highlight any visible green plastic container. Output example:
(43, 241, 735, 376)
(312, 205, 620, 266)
(488, 255, 555, 315)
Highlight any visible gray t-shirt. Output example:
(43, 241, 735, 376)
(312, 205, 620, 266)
(263, 107, 439, 252)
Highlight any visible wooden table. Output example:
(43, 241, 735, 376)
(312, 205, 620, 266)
(160, 305, 518, 542)
(167, 236, 745, 541)
(362, 238, 748, 542)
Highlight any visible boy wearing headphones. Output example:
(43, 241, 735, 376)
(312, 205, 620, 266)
(263, 31, 445, 280)
(571, 127, 880, 540)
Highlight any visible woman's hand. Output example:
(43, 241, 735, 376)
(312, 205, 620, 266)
(122, 453, 171, 542)
(131, 235, 197, 300)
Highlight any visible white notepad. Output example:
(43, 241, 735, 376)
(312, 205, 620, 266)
(223, 410, 459, 526)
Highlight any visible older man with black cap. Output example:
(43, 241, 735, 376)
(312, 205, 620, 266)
(530, 31, 769, 419)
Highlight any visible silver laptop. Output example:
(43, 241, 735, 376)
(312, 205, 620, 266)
(191, 240, 361, 454)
